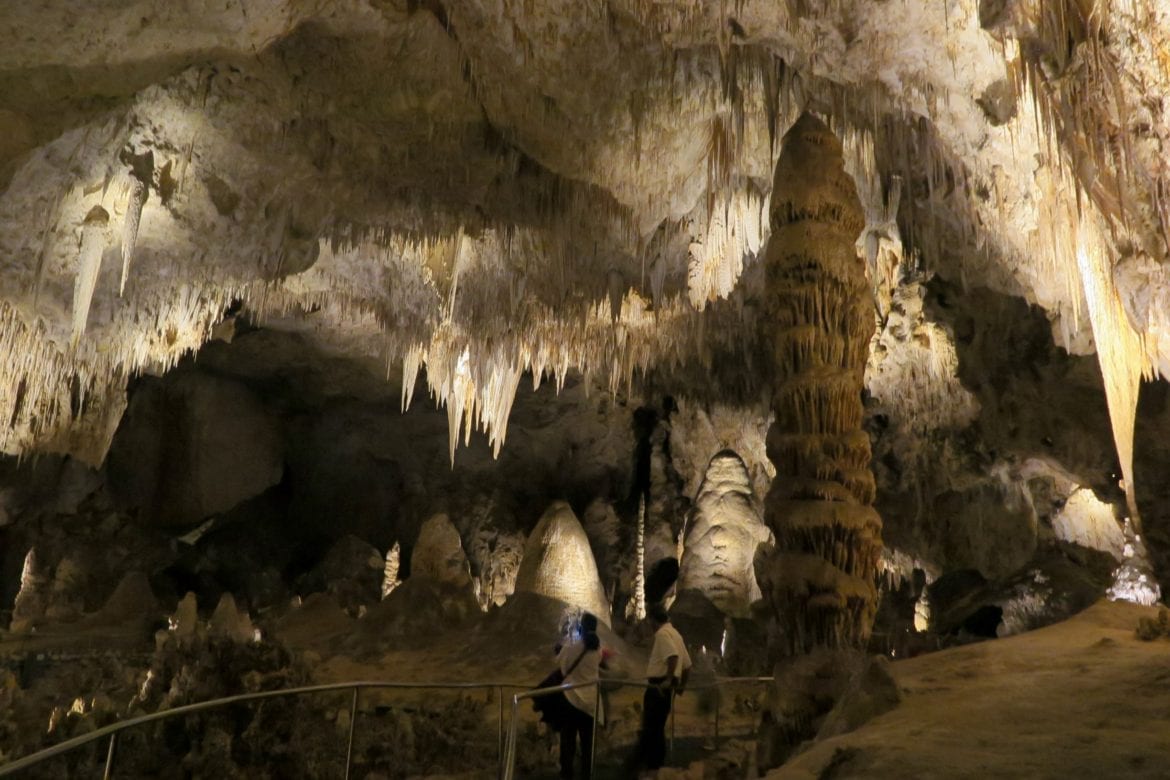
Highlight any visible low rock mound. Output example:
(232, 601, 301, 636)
(349, 576, 480, 649)
(411, 513, 473, 590)
(80, 570, 161, 631)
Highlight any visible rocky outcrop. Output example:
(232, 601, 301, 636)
(298, 534, 385, 613)
(9, 548, 46, 633)
(514, 501, 610, 625)
(81, 570, 159, 630)
(106, 371, 283, 529)
(679, 450, 772, 617)
(208, 593, 256, 643)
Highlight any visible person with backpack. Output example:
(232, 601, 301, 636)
(552, 611, 606, 779)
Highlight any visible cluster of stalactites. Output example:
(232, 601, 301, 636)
(247, 223, 768, 467)
(758, 112, 881, 656)
(0, 278, 251, 464)
(1000, 0, 1162, 529)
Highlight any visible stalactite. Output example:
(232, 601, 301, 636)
(1001, 0, 1160, 532)
(72, 205, 110, 346)
(758, 113, 881, 657)
(1073, 218, 1148, 528)
(400, 344, 423, 412)
(119, 177, 146, 296)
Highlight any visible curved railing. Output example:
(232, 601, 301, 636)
(0, 675, 775, 779)
(0, 679, 529, 779)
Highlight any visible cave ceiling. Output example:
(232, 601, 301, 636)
(0, 0, 1168, 494)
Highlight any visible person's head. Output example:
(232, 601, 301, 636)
(649, 604, 670, 627)
(581, 612, 599, 634)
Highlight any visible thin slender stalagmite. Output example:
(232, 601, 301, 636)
(758, 112, 882, 655)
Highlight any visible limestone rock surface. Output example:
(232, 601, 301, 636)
(107, 372, 283, 529)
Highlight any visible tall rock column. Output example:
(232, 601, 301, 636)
(758, 112, 882, 655)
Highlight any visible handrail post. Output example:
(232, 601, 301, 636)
(344, 687, 359, 780)
(589, 682, 599, 778)
(714, 687, 720, 747)
(102, 732, 117, 780)
(496, 686, 503, 780)
(669, 688, 675, 758)
(502, 694, 520, 780)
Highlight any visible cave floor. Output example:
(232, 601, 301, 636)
(5, 598, 1168, 778)
(771, 598, 1170, 779)
(302, 598, 1170, 779)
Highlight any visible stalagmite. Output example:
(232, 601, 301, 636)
(71, 205, 110, 346)
(514, 501, 611, 624)
(382, 542, 402, 599)
(633, 494, 647, 621)
(757, 113, 882, 656)
(678, 450, 773, 617)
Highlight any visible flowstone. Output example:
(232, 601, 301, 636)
(678, 449, 772, 617)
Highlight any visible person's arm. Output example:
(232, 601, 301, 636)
(676, 664, 690, 694)
(662, 655, 679, 690)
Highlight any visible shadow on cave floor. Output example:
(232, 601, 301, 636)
(522, 734, 744, 779)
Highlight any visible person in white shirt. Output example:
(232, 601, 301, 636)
(638, 604, 692, 770)
(553, 612, 606, 779)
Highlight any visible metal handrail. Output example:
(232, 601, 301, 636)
(4, 674, 775, 778)
(0, 679, 530, 778)
(501, 676, 774, 780)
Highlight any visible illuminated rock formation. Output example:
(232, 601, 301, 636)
(678, 450, 772, 617)
(757, 113, 882, 655)
(514, 501, 610, 625)
(381, 542, 402, 599)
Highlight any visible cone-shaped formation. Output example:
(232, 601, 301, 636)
(515, 501, 611, 625)
(679, 450, 772, 617)
(758, 113, 881, 655)
(208, 592, 256, 643)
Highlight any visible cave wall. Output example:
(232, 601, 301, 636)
(0, 323, 650, 625)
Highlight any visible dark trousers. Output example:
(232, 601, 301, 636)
(559, 704, 594, 779)
(638, 685, 673, 769)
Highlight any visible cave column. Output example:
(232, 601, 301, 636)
(758, 112, 882, 655)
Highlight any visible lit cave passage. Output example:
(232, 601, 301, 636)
(3, 1, 1170, 778)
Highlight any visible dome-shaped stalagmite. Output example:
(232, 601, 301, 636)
(410, 513, 474, 591)
(678, 449, 772, 617)
(514, 501, 611, 625)
(757, 112, 883, 656)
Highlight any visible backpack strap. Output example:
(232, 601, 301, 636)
(563, 644, 590, 679)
